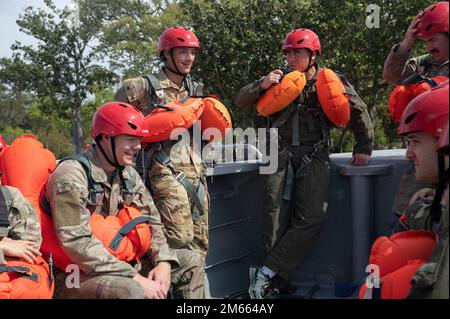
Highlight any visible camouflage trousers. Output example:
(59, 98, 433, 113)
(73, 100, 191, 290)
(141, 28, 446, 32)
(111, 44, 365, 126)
(53, 249, 205, 299)
(148, 160, 210, 257)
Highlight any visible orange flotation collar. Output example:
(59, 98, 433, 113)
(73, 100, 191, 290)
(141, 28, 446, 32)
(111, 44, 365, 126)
(359, 230, 436, 299)
(388, 76, 448, 123)
(257, 71, 306, 117)
(199, 96, 232, 142)
(90, 206, 152, 262)
(316, 68, 351, 128)
(142, 97, 204, 143)
(0, 135, 69, 268)
(0, 255, 54, 299)
(0, 135, 152, 270)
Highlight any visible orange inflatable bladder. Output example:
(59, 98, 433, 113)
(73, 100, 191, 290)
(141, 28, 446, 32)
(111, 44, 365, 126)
(0, 135, 72, 269)
(90, 206, 152, 262)
(316, 68, 350, 128)
(199, 96, 232, 142)
(142, 97, 204, 143)
(389, 76, 448, 123)
(0, 256, 54, 299)
(257, 71, 306, 117)
(358, 230, 436, 299)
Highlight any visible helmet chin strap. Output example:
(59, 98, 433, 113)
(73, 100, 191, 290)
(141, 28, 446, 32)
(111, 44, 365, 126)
(164, 49, 188, 77)
(94, 136, 128, 192)
(304, 52, 318, 73)
(95, 136, 123, 170)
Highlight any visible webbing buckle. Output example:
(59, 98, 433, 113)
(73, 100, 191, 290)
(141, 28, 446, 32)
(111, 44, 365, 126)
(303, 154, 312, 165)
(175, 171, 186, 182)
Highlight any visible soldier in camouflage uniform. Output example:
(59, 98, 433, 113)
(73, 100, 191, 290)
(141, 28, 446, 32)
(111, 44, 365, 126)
(396, 82, 448, 299)
(45, 102, 205, 299)
(383, 2, 449, 218)
(234, 29, 374, 299)
(0, 185, 42, 266)
(115, 27, 209, 260)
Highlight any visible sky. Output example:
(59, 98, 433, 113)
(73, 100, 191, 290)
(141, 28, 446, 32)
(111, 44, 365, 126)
(0, 0, 73, 58)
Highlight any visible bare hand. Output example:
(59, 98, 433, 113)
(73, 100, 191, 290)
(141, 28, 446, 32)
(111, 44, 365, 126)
(133, 273, 166, 299)
(351, 153, 370, 166)
(260, 69, 284, 90)
(409, 188, 435, 206)
(0, 238, 41, 264)
(401, 17, 421, 50)
(147, 262, 171, 295)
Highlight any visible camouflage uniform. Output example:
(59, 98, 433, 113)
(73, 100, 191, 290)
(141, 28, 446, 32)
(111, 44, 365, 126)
(383, 46, 449, 217)
(403, 198, 449, 299)
(45, 147, 205, 299)
(115, 67, 210, 258)
(0, 185, 42, 265)
(235, 67, 373, 286)
(383, 45, 449, 85)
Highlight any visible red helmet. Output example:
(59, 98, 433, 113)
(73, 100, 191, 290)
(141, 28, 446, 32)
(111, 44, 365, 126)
(282, 28, 321, 55)
(158, 27, 200, 58)
(92, 102, 147, 138)
(417, 2, 449, 38)
(437, 122, 449, 155)
(398, 81, 449, 137)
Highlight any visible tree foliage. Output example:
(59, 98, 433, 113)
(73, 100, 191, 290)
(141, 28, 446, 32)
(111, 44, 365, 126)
(0, 0, 437, 156)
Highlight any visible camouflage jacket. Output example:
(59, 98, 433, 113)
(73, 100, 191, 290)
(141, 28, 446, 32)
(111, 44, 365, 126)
(0, 185, 42, 265)
(234, 67, 374, 155)
(115, 67, 203, 116)
(405, 197, 449, 299)
(383, 43, 449, 85)
(115, 67, 210, 256)
(45, 147, 179, 277)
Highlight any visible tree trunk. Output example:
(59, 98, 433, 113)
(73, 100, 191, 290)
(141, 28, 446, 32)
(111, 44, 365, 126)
(72, 104, 84, 154)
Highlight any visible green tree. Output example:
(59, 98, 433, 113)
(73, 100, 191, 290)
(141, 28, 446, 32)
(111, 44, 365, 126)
(0, 0, 116, 153)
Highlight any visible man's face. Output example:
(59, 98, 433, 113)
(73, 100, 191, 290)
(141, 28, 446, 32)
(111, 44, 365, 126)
(285, 48, 314, 72)
(423, 33, 449, 64)
(103, 134, 142, 166)
(165, 47, 197, 75)
(406, 131, 439, 184)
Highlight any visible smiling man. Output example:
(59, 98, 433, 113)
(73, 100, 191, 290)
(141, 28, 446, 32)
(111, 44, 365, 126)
(45, 102, 205, 299)
(114, 28, 210, 277)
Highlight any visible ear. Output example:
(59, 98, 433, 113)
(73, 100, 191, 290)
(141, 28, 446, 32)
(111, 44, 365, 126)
(163, 50, 171, 62)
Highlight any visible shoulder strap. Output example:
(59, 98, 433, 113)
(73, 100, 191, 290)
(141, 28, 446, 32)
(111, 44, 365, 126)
(144, 74, 165, 114)
(153, 148, 205, 220)
(184, 75, 204, 97)
(41, 153, 104, 214)
(0, 186, 12, 228)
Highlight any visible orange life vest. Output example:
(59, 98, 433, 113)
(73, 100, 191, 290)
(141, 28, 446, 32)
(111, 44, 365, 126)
(257, 71, 306, 117)
(142, 97, 204, 143)
(0, 255, 54, 299)
(359, 230, 436, 299)
(0, 135, 69, 268)
(199, 96, 233, 142)
(90, 206, 152, 262)
(0, 135, 152, 270)
(388, 76, 448, 123)
(316, 68, 351, 128)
